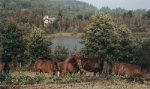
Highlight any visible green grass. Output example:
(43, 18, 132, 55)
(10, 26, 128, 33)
(0, 72, 149, 89)
(0, 72, 97, 85)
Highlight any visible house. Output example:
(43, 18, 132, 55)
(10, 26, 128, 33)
(43, 15, 56, 27)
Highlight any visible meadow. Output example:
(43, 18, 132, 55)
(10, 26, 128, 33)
(0, 71, 149, 89)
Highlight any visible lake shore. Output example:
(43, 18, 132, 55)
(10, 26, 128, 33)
(46, 33, 84, 39)
(46, 32, 150, 39)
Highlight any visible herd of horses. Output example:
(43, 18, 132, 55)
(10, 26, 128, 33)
(34, 54, 150, 81)
(0, 54, 150, 82)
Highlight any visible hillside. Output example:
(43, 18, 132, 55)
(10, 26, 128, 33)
(0, 0, 97, 17)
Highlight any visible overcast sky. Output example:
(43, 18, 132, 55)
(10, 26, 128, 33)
(78, 0, 150, 10)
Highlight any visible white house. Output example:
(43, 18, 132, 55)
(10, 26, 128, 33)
(43, 15, 56, 27)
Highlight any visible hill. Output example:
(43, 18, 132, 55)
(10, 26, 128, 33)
(0, 0, 97, 17)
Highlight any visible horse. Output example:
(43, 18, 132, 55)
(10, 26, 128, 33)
(112, 63, 143, 77)
(79, 57, 104, 77)
(107, 62, 150, 82)
(57, 54, 82, 76)
(34, 59, 58, 75)
(141, 65, 150, 81)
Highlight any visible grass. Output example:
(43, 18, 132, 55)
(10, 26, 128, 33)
(0, 72, 97, 85)
(0, 72, 150, 89)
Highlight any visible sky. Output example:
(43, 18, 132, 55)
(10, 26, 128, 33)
(78, 0, 150, 10)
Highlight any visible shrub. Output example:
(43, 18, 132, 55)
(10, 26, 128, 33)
(52, 45, 69, 61)
(28, 28, 52, 63)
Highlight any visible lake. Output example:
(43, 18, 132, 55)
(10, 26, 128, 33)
(51, 38, 84, 52)
(51, 37, 150, 52)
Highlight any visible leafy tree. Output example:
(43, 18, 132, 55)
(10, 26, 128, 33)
(52, 45, 69, 61)
(0, 21, 26, 71)
(28, 28, 52, 63)
(143, 10, 150, 19)
(138, 39, 150, 64)
(82, 13, 141, 63)
(123, 10, 134, 18)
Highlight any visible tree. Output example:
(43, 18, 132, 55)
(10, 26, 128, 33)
(138, 39, 150, 64)
(52, 45, 69, 61)
(82, 13, 141, 63)
(0, 21, 26, 71)
(143, 9, 150, 19)
(28, 28, 52, 63)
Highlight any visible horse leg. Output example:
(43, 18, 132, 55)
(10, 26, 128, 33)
(36, 69, 41, 75)
(79, 69, 84, 76)
(93, 72, 96, 76)
(135, 77, 144, 84)
(57, 71, 60, 77)
(99, 69, 103, 77)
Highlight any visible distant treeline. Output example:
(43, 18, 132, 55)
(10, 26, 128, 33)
(100, 7, 150, 32)
(0, 0, 150, 33)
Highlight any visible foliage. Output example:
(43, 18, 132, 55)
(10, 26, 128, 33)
(82, 13, 141, 63)
(52, 45, 69, 61)
(28, 28, 52, 63)
(0, 0, 96, 18)
(0, 73, 96, 85)
(0, 21, 26, 71)
(138, 39, 150, 64)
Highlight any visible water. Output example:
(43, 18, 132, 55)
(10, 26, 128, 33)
(51, 38, 84, 52)
(51, 37, 150, 52)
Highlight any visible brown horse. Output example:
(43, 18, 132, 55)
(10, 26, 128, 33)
(111, 63, 143, 77)
(34, 59, 57, 75)
(79, 57, 104, 77)
(57, 54, 82, 76)
(107, 62, 150, 82)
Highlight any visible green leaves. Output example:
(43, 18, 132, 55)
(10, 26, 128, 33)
(52, 45, 69, 61)
(0, 21, 26, 63)
(28, 28, 52, 62)
(82, 13, 141, 63)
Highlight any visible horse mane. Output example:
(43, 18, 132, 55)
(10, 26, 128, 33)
(65, 55, 76, 63)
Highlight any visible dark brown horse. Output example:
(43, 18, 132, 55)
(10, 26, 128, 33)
(79, 57, 104, 77)
(57, 54, 82, 76)
(34, 59, 57, 75)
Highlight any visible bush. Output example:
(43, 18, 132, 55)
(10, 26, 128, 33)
(28, 28, 52, 63)
(52, 45, 69, 61)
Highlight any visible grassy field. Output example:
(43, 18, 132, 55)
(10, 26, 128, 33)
(0, 72, 150, 89)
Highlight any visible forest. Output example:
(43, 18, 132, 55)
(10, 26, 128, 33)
(0, 0, 150, 33)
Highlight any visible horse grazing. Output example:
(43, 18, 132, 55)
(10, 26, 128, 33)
(79, 57, 104, 77)
(108, 62, 150, 82)
(34, 59, 58, 75)
(111, 63, 143, 77)
(57, 54, 82, 76)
